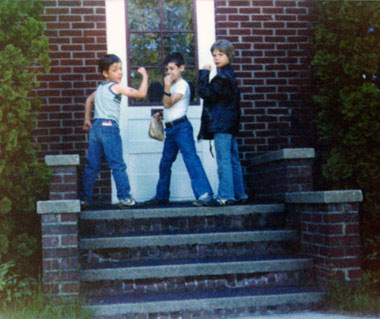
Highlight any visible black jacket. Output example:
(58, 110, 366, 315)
(197, 64, 241, 140)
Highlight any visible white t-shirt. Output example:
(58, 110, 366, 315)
(164, 78, 190, 122)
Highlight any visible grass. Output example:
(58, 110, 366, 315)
(0, 286, 93, 319)
(324, 271, 380, 316)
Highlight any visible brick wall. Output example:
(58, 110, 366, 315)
(214, 0, 318, 169)
(35, 0, 318, 203)
(286, 191, 363, 284)
(38, 200, 81, 297)
(36, 0, 109, 202)
(249, 148, 315, 202)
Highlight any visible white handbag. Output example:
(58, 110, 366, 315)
(148, 114, 164, 141)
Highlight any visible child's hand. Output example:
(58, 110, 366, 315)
(83, 120, 92, 132)
(202, 65, 212, 71)
(164, 75, 174, 87)
(137, 67, 147, 77)
(153, 112, 162, 122)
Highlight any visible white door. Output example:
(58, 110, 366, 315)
(106, 0, 218, 203)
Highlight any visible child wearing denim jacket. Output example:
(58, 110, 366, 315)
(81, 54, 148, 208)
(145, 52, 214, 207)
(198, 40, 248, 206)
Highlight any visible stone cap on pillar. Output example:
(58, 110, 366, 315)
(285, 190, 363, 203)
(37, 200, 81, 214)
(251, 148, 315, 166)
(45, 154, 80, 167)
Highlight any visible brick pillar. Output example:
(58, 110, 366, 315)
(37, 200, 81, 297)
(45, 155, 80, 200)
(286, 190, 363, 285)
(248, 148, 315, 202)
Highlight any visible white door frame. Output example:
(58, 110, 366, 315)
(105, 0, 218, 203)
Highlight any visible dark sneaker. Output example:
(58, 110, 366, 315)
(117, 197, 136, 208)
(144, 197, 169, 206)
(193, 193, 217, 207)
(215, 198, 235, 206)
(235, 197, 248, 205)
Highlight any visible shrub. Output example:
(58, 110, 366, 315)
(325, 271, 380, 315)
(312, 0, 380, 269)
(0, 282, 93, 319)
(0, 0, 50, 303)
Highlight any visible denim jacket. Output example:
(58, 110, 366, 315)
(197, 64, 241, 140)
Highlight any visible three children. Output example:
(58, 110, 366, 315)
(81, 40, 247, 207)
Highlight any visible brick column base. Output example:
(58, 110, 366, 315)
(37, 200, 81, 297)
(45, 155, 80, 200)
(248, 148, 314, 203)
(286, 190, 363, 285)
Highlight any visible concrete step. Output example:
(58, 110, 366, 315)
(81, 256, 314, 298)
(86, 286, 324, 318)
(79, 204, 286, 237)
(80, 230, 299, 264)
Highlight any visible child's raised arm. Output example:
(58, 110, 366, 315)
(112, 67, 148, 99)
(162, 75, 183, 109)
(197, 67, 228, 102)
(83, 91, 95, 132)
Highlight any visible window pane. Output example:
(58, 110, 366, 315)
(128, 0, 160, 31)
(129, 68, 164, 104)
(130, 33, 161, 66)
(163, 33, 195, 65)
(183, 68, 197, 103)
(163, 0, 193, 30)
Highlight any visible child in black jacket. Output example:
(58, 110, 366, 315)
(198, 39, 248, 206)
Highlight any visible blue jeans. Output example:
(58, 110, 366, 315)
(82, 119, 131, 201)
(156, 120, 213, 201)
(214, 133, 247, 201)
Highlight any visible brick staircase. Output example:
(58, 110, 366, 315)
(79, 203, 324, 318)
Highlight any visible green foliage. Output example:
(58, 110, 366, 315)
(0, 262, 33, 306)
(312, 0, 380, 268)
(0, 282, 93, 319)
(325, 271, 380, 315)
(0, 0, 50, 304)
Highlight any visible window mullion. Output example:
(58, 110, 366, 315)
(159, 0, 165, 80)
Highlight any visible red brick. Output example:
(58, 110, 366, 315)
(228, 15, 250, 21)
(345, 224, 360, 234)
(218, 8, 238, 14)
(45, 8, 70, 14)
(71, 8, 94, 14)
(275, 1, 296, 7)
(44, 270, 80, 282)
(263, 8, 284, 14)
(59, 15, 82, 22)
(41, 15, 58, 22)
(46, 22, 71, 30)
(42, 236, 60, 247)
(252, 1, 274, 6)
(84, 15, 106, 22)
(348, 269, 362, 280)
(61, 283, 79, 294)
(62, 235, 78, 246)
(43, 283, 60, 294)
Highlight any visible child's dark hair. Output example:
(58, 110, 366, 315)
(99, 54, 121, 73)
(164, 52, 185, 67)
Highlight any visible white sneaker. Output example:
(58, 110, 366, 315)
(193, 193, 217, 207)
(117, 197, 136, 208)
(216, 198, 235, 206)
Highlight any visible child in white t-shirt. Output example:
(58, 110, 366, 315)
(145, 52, 214, 206)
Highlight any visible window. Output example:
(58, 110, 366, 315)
(126, 0, 198, 105)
